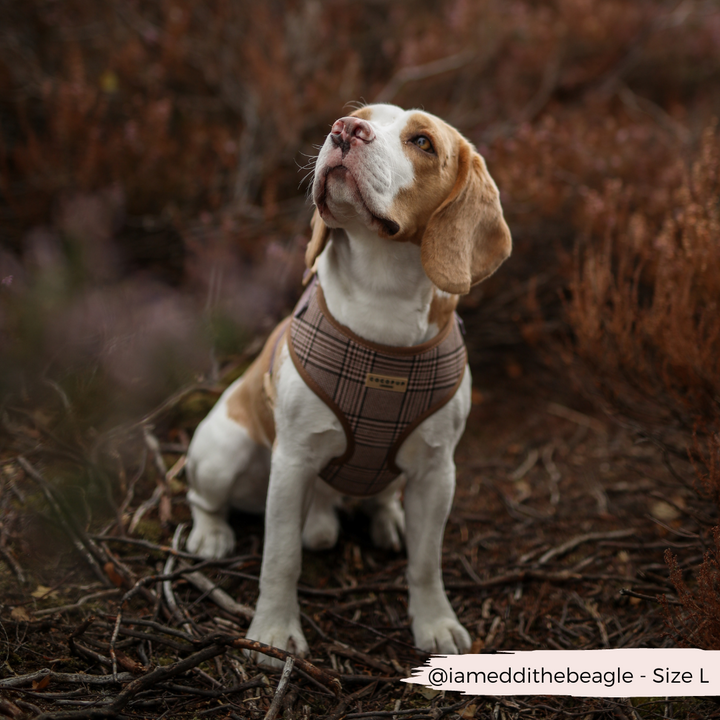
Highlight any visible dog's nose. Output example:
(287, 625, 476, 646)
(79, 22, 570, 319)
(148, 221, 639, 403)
(330, 117, 375, 146)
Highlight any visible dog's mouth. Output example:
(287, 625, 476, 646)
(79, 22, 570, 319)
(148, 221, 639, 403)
(316, 165, 400, 237)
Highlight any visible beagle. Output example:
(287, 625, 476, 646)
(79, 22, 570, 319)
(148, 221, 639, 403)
(185, 103, 511, 664)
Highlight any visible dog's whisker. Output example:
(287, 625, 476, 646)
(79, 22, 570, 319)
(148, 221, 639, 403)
(298, 168, 316, 186)
(295, 160, 317, 173)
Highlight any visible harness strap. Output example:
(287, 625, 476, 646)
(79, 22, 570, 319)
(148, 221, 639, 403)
(287, 279, 467, 497)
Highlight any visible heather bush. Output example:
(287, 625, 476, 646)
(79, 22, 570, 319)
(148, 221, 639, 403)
(1, 0, 718, 435)
(664, 530, 720, 651)
(567, 123, 720, 433)
(562, 109, 720, 651)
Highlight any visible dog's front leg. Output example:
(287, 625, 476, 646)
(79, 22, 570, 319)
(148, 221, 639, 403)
(244, 443, 316, 666)
(243, 348, 345, 667)
(404, 454, 472, 654)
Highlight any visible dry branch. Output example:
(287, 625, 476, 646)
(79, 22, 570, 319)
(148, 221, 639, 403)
(181, 567, 254, 619)
(0, 547, 26, 585)
(0, 671, 135, 688)
(263, 656, 294, 720)
(546, 403, 607, 436)
(537, 529, 636, 566)
(32, 589, 121, 618)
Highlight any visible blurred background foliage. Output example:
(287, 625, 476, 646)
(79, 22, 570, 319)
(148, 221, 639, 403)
(0, 0, 718, 448)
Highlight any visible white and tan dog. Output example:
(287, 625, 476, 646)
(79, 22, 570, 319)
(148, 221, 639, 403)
(185, 103, 511, 663)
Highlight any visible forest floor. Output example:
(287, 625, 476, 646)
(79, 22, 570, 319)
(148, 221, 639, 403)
(0, 339, 716, 720)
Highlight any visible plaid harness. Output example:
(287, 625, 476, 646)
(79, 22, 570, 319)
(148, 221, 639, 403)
(287, 279, 467, 497)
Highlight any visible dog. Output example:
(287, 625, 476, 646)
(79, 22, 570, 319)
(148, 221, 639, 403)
(185, 103, 511, 664)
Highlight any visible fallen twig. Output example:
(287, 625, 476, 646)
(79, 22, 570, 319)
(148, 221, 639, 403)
(446, 568, 585, 590)
(537, 529, 635, 566)
(325, 682, 377, 720)
(620, 588, 681, 606)
(128, 484, 163, 534)
(163, 525, 196, 636)
(228, 637, 341, 695)
(325, 643, 395, 676)
(327, 611, 419, 653)
(182, 566, 254, 619)
(542, 443, 561, 505)
(92, 534, 258, 564)
(157, 676, 267, 698)
(546, 402, 607, 435)
(0, 698, 23, 719)
(107, 557, 238, 670)
(101, 624, 194, 653)
(33, 589, 121, 618)
(0, 546, 26, 585)
(510, 448, 539, 481)
(263, 656, 294, 720)
(0, 670, 134, 688)
(104, 616, 195, 642)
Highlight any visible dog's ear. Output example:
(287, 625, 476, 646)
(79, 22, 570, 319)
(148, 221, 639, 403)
(420, 141, 511, 295)
(306, 208, 330, 270)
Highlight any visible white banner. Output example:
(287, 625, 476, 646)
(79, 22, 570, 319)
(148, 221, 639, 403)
(404, 649, 720, 697)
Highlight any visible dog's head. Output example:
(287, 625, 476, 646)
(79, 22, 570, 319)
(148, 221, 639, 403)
(309, 104, 511, 295)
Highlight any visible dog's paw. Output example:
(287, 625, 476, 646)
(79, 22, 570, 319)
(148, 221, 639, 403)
(413, 615, 472, 655)
(245, 615, 309, 668)
(370, 500, 405, 551)
(302, 507, 339, 550)
(186, 512, 235, 559)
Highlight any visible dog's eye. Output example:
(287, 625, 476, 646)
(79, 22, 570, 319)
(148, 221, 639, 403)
(411, 135, 434, 153)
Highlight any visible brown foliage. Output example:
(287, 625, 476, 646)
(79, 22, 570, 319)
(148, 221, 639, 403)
(566, 123, 720, 431)
(689, 428, 720, 515)
(2, 0, 719, 237)
(557, 83, 720, 651)
(664, 530, 720, 651)
(668, 430, 720, 650)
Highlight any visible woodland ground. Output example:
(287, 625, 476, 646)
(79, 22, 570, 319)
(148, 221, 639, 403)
(1, 336, 715, 720)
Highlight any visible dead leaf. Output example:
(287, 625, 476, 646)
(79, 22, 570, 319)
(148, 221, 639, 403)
(10, 606, 31, 622)
(104, 562, 125, 588)
(32, 675, 50, 691)
(650, 500, 680, 521)
(31, 585, 58, 600)
(470, 637, 485, 653)
(459, 704, 477, 718)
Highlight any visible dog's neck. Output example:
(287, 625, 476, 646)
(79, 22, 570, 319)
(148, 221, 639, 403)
(316, 224, 440, 347)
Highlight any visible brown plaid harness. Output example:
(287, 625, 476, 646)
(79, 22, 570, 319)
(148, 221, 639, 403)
(286, 278, 467, 497)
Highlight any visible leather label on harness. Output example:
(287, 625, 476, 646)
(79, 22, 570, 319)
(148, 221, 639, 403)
(365, 373, 408, 393)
